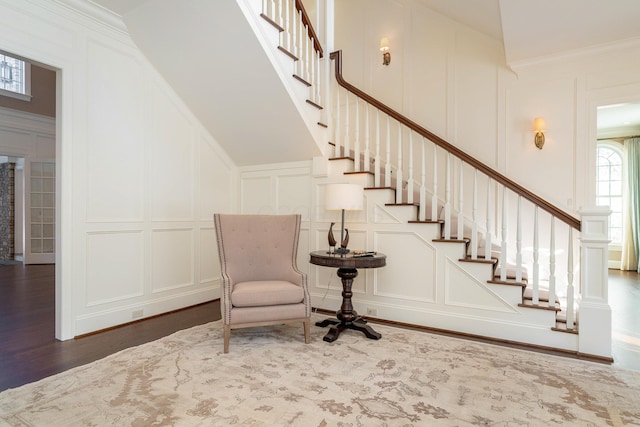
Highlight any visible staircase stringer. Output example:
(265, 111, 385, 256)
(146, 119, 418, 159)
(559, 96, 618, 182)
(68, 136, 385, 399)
(236, 0, 327, 153)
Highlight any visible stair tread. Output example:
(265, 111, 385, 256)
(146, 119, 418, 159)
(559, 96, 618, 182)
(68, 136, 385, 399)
(487, 278, 527, 287)
(365, 186, 395, 191)
(459, 256, 497, 265)
(293, 73, 311, 87)
(518, 300, 561, 312)
(551, 324, 579, 334)
(306, 99, 323, 110)
(345, 171, 374, 176)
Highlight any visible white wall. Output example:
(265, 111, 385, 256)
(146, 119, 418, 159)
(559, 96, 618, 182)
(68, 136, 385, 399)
(0, 0, 236, 339)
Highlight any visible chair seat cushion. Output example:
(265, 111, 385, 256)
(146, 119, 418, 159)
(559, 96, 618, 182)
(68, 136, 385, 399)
(232, 280, 304, 307)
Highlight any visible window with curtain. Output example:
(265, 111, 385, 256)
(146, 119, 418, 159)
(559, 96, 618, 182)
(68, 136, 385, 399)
(596, 142, 624, 245)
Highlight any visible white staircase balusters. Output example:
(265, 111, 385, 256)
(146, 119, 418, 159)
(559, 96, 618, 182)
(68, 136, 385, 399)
(285, 0, 292, 53)
(277, 0, 284, 29)
(457, 159, 464, 240)
(396, 124, 403, 203)
(385, 116, 391, 187)
(354, 98, 360, 172)
(364, 102, 370, 173)
(485, 177, 493, 260)
(295, 11, 303, 76)
(471, 168, 478, 259)
(343, 92, 350, 157)
(566, 228, 575, 329)
(374, 110, 381, 186)
(431, 145, 438, 221)
(407, 131, 414, 204)
(515, 196, 523, 282)
(314, 48, 321, 104)
(500, 186, 507, 281)
(309, 37, 316, 99)
(419, 138, 426, 221)
(304, 25, 310, 82)
(533, 206, 540, 305)
(548, 217, 556, 309)
(443, 152, 451, 239)
(291, 7, 298, 58)
(334, 86, 340, 157)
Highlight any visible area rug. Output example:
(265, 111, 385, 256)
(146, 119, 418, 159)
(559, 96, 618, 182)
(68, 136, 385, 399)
(1, 316, 639, 426)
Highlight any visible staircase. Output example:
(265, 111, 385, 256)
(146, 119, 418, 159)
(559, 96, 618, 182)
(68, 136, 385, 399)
(249, 1, 612, 359)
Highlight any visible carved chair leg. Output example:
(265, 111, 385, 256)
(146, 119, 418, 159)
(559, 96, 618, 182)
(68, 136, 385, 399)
(223, 324, 231, 353)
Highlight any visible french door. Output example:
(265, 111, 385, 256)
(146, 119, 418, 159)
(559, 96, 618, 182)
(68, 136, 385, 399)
(24, 158, 55, 264)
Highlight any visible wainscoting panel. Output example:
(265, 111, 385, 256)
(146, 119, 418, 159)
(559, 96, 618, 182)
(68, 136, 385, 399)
(85, 230, 144, 306)
(374, 230, 437, 303)
(198, 132, 234, 220)
(240, 175, 272, 214)
(151, 228, 194, 293)
(276, 173, 311, 220)
(443, 257, 516, 313)
(149, 90, 194, 222)
(199, 226, 218, 287)
(86, 39, 145, 223)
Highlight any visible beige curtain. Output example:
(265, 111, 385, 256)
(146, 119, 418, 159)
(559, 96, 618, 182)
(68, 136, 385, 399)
(620, 137, 640, 271)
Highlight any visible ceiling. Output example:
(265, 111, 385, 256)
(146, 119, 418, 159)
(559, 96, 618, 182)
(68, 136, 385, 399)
(89, 0, 640, 132)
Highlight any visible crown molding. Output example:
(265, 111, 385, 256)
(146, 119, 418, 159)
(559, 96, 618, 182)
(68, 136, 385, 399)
(52, 0, 128, 34)
(508, 36, 640, 73)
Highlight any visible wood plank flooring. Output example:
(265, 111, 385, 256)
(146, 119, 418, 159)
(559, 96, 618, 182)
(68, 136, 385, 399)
(0, 264, 220, 391)
(1, 264, 638, 392)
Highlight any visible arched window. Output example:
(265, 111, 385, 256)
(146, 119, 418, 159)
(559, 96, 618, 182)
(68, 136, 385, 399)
(596, 141, 624, 245)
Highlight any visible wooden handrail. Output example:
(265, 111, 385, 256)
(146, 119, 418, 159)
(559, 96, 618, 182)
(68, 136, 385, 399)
(294, 0, 323, 58)
(330, 50, 581, 231)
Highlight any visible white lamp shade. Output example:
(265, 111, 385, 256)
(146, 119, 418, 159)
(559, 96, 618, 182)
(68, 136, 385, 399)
(325, 183, 364, 211)
(533, 117, 546, 131)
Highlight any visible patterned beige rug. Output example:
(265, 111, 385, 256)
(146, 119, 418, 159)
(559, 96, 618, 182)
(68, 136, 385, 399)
(1, 316, 639, 426)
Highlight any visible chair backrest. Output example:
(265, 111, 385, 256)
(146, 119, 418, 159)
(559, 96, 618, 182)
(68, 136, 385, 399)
(214, 214, 302, 284)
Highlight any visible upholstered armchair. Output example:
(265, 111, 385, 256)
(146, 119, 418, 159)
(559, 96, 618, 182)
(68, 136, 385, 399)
(214, 214, 311, 353)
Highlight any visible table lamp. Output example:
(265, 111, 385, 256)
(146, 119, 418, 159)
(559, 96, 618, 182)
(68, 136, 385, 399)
(325, 183, 364, 254)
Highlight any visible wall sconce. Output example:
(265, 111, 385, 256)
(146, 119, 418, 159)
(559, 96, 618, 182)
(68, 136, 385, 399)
(533, 117, 546, 149)
(380, 37, 390, 66)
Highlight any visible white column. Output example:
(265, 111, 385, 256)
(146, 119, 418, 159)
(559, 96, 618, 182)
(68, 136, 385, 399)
(578, 206, 612, 359)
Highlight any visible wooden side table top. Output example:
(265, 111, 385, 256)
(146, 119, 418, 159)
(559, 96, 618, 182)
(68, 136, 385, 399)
(309, 250, 386, 269)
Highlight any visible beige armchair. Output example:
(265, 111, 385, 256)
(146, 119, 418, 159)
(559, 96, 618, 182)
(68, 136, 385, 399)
(214, 214, 311, 353)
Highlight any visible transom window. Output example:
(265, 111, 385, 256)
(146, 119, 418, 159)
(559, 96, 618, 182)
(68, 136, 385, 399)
(596, 142, 623, 245)
(0, 51, 31, 101)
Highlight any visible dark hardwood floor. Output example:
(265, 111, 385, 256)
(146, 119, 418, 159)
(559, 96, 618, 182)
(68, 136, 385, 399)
(1, 264, 638, 392)
(0, 264, 220, 391)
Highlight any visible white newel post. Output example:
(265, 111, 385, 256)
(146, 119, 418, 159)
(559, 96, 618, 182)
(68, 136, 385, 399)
(578, 206, 612, 359)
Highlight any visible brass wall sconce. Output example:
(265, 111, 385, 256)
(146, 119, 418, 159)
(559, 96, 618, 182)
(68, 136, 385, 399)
(533, 117, 546, 149)
(380, 37, 390, 66)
